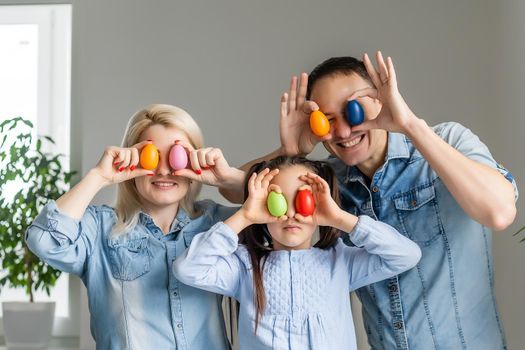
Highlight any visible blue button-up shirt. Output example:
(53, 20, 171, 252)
(328, 122, 518, 350)
(26, 199, 237, 350)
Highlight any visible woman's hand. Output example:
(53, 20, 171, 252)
(92, 141, 154, 187)
(172, 141, 245, 190)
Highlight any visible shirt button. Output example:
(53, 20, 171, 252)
(394, 321, 403, 330)
(177, 323, 183, 329)
(173, 291, 178, 296)
(411, 200, 417, 207)
(372, 186, 379, 193)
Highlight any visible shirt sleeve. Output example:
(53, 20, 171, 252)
(341, 215, 422, 291)
(25, 200, 103, 277)
(434, 122, 519, 200)
(173, 222, 244, 299)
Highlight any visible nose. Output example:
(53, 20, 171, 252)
(285, 197, 296, 218)
(155, 150, 172, 176)
(331, 116, 353, 140)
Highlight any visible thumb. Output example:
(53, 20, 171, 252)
(172, 168, 200, 181)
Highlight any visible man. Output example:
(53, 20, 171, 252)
(223, 52, 518, 349)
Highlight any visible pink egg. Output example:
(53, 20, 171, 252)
(169, 144, 188, 170)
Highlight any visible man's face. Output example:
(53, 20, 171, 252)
(310, 73, 387, 169)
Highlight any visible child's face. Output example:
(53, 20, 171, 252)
(266, 165, 317, 250)
(135, 124, 191, 212)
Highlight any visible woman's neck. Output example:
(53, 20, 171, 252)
(142, 202, 180, 234)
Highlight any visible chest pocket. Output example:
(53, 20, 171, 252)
(108, 237, 152, 281)
(393, 182, 443, 246)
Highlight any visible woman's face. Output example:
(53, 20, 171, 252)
(266, 165, 317, 250)
(134, 124, 191, 213)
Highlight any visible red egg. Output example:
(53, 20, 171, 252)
(295, 189, 315, 216)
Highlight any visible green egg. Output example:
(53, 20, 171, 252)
(267, 191, 288, 217)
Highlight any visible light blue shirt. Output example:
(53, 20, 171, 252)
(26, 199, 237, 350)
(173, 216, 421, 350)
(328, 122, 519, 350)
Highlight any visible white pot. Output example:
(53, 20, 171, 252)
(2, 302, 55, 349)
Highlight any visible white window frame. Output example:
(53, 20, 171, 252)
(0, 4, 76, 337)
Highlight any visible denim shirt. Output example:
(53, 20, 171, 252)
(25, 199, 238, 350)
(327, 122, 519, 350)
(173, 216, 421, 350)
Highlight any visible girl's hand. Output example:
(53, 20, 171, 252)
(92, 141, 154, 186)
(350, 51, 419, 136)
(240, 168, 283, 225)
(296, 172, 345, 227)
(172, 141, 245, 189)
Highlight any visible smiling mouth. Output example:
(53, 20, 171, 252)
(336, 134, 364, 149)
(152, 181, 178, 188)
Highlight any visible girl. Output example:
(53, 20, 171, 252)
(25, 104, 244, 350)
(173, 156, 421, 349)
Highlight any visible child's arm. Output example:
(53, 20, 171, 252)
(26, 142, 154, 275)
(297, 172, 421, 290)
(342, 215, 421, 291)
(173, 168, 283, 296)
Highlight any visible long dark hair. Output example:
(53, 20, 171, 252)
(239, 156, 341, 332)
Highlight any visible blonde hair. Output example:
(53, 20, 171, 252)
(112, 104, 204, 236)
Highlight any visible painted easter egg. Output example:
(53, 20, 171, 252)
(345, 100, 365, 126)
(169, 144, 188, 170)
(309, 110, 330, 137)
(295, 189, 315, 216)
(267, 191, 288, 217)
(140, 144, 159, 170)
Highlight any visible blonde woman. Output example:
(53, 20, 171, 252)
(26, 104, 244, 350)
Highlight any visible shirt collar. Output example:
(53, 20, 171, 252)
(139, 207, 192, 240)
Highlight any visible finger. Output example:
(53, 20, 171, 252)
(188, 150, 202, 175)
(302, 100, 319, 115)
(132, 139, 153, 150)
(376, 51, 389, 84)
(254, 168, 270, 189)
(248, 172, 257, 194)
(174, 139, 195, 153)
(277, 214, 288, 221)
(363, 53, 382, 88)
(350, 119, 379, 133)
(197, 148, 212, 169)
(386, 56, 397, 88)
(129, 147, 140, 171)
(129, 168, 155, 179)
(204, 148, 222, 167)
(280, 92, 289, 118)
(298, 184, 313, 192)
(120, 149, 131, 171)
(294, 213, 313, 224)
(289, 76, 298, 111)
(268, 184, 282, 194)
(261, 169, 279, 190)
(296, 72, 308, 107)
(347, 87, 378, 102)
(172, 168, 200, 181)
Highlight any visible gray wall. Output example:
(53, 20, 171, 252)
(8, 0, 525, 348)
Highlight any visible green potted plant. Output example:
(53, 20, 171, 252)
(0, 117, 76, 349)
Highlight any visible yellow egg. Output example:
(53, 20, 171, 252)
(140, 144, 159, 170)
(309, 110, 330, 137)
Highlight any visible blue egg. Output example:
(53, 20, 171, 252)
(346, 100, 365, 125)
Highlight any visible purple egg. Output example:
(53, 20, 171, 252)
(169, 144, 188, 170)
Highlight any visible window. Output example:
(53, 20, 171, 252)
(0, 4, 75, 337)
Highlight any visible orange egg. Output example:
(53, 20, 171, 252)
(309, 110, 330, 137)
(140, 144, 159, 170)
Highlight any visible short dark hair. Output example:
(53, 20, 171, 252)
(306, 56, 372, 99)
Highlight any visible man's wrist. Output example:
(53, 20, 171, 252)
(403, 116, 430, 141)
